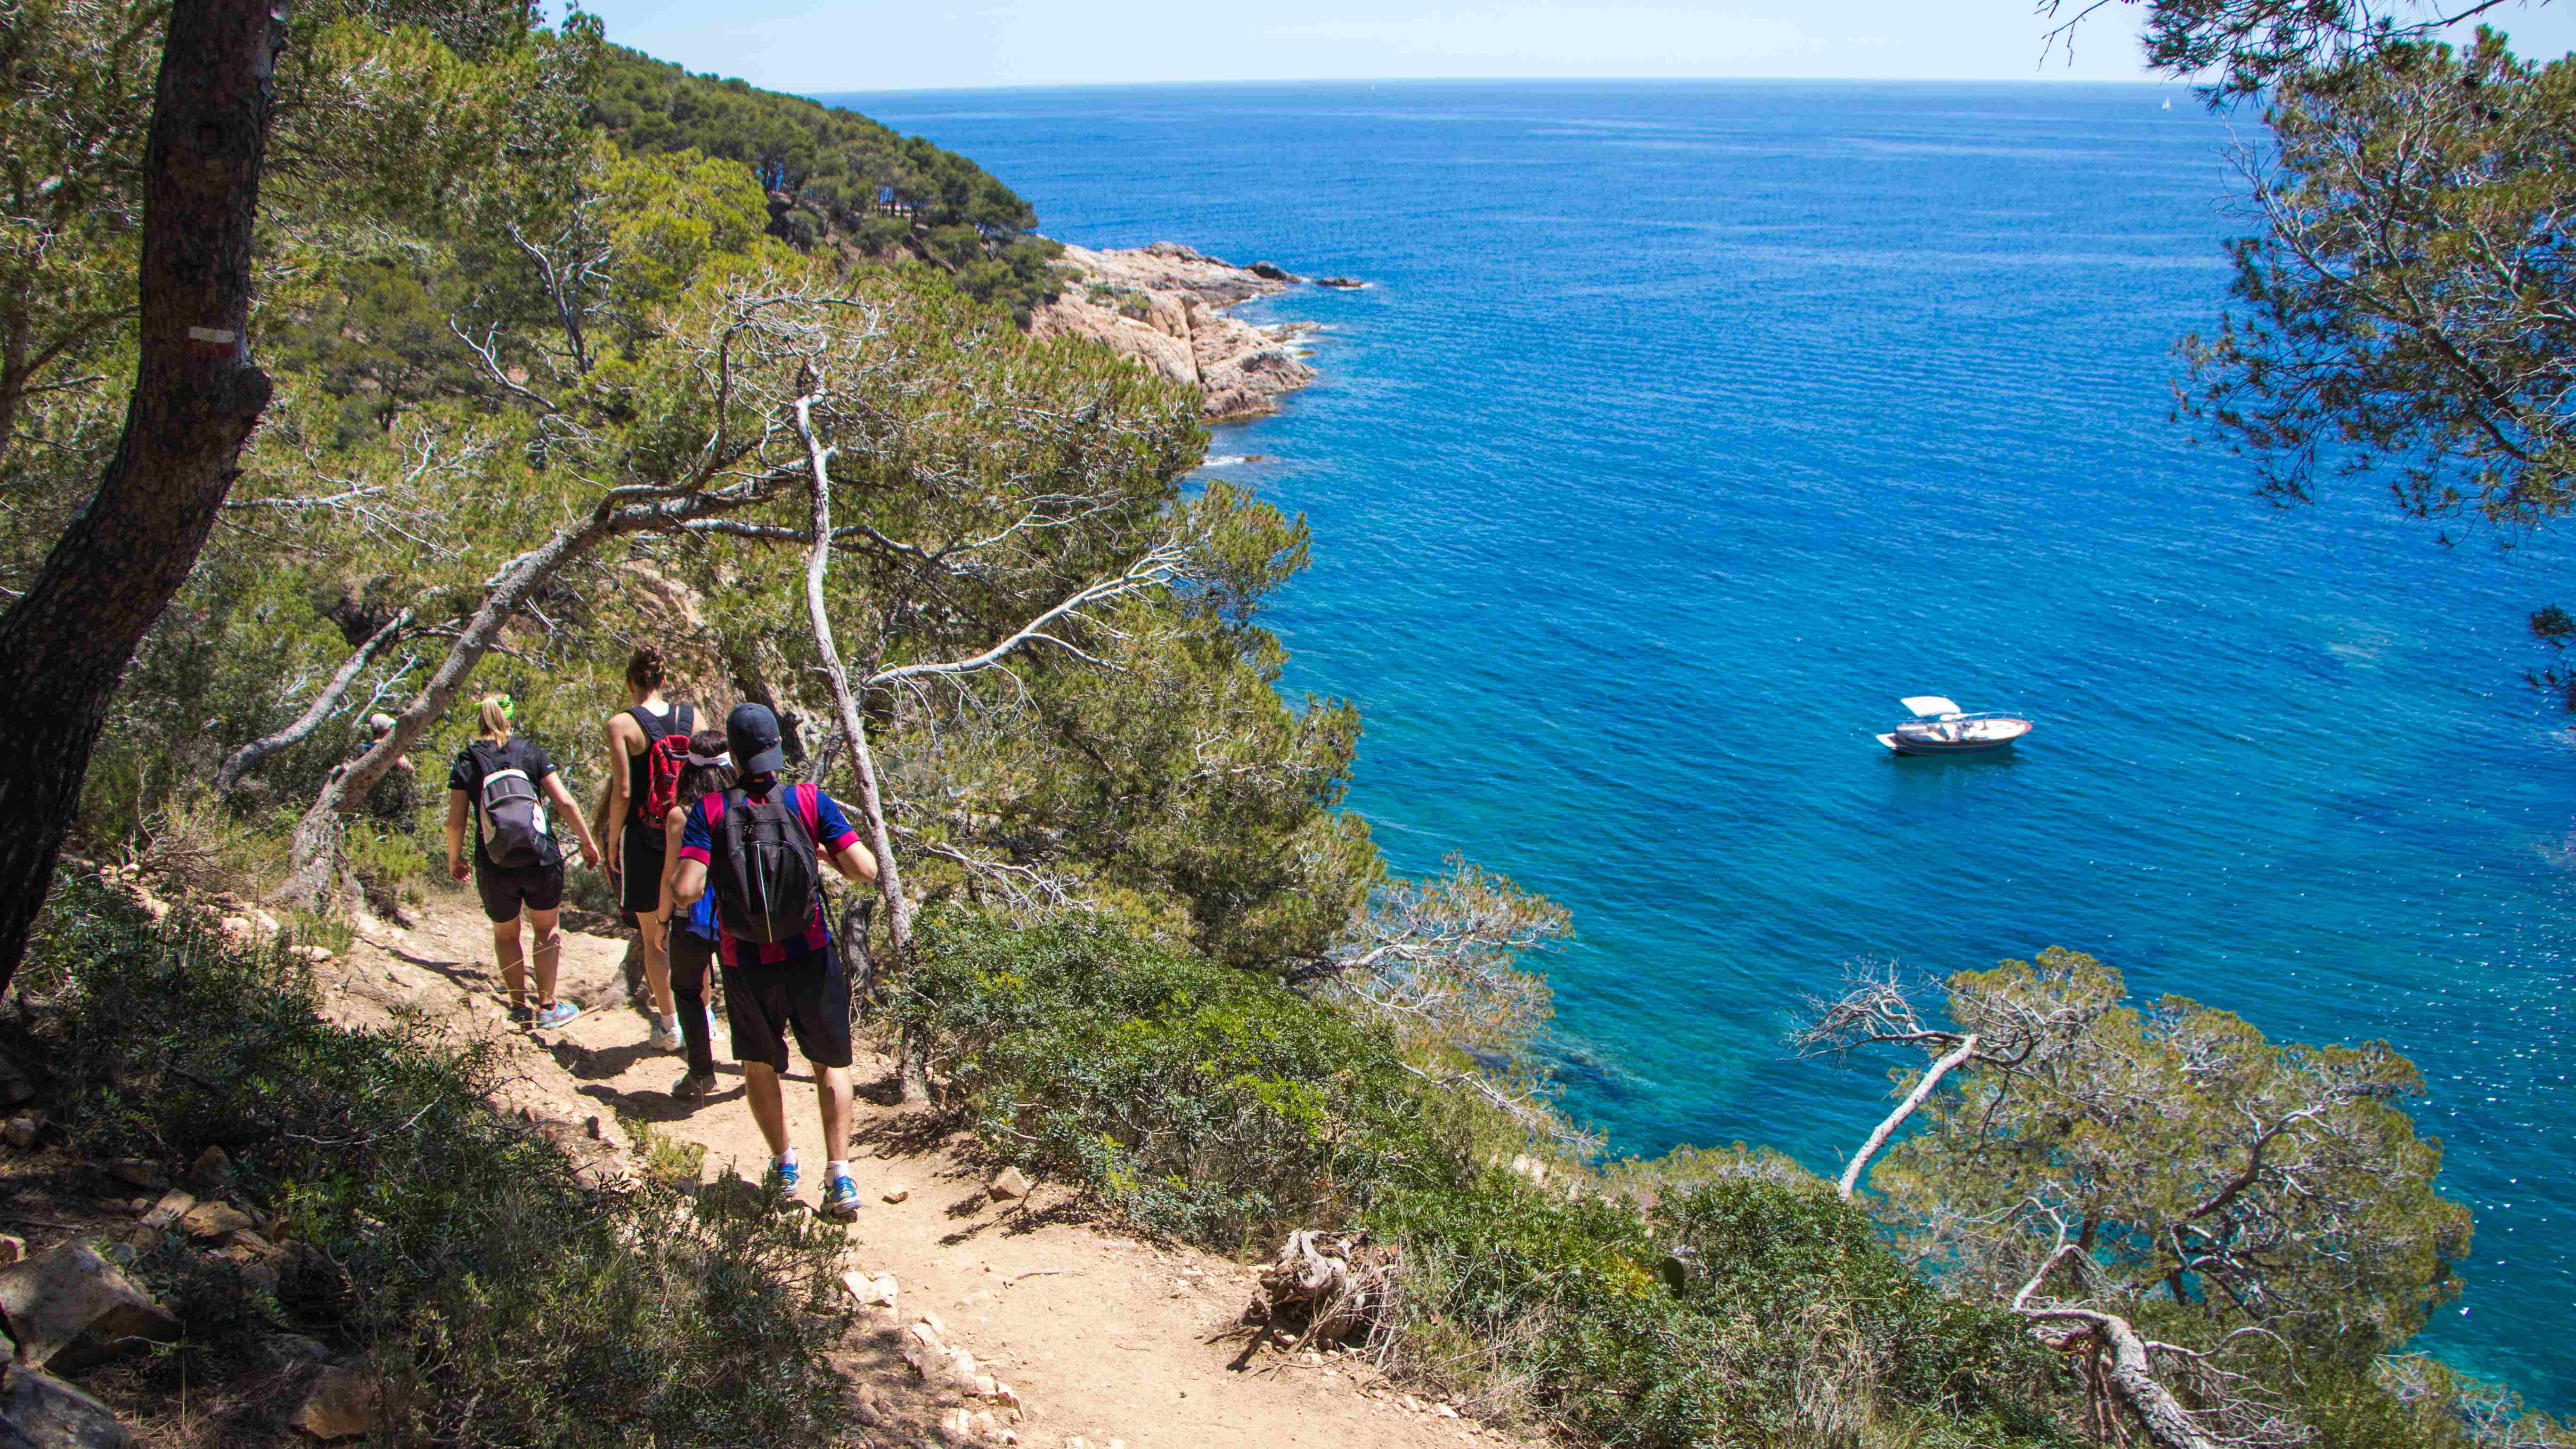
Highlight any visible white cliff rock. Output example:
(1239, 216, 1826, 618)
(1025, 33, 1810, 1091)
(1030, 242, 1318, 420)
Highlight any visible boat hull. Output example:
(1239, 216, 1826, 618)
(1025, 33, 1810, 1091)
(1881, 717, 2032, 755)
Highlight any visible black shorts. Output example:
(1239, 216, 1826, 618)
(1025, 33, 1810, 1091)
(620, 821, 667, 915)
(475, 861, 563, 923)
(720, 948, 852, 1074)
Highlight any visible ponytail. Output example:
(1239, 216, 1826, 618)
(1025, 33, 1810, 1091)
(475, 695, 512, 743)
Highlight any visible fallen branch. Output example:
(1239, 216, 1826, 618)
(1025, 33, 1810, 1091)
(214, 608, 413, 795)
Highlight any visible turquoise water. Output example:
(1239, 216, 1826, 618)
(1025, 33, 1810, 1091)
(829, 81, 2576, 1403)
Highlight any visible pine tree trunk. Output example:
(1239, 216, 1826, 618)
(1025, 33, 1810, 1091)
(0, 0, 288, 991)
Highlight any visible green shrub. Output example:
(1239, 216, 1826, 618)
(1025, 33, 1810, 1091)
(891, 908, 1463, 1247)
(19, 871, 858, 1449)
(1376, 1178, 2068, 1449)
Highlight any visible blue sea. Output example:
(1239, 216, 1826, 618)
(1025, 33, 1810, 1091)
(827, 80, 2576, 1405)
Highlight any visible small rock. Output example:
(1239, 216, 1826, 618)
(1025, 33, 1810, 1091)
(0, 1236, 22, 1266)
(0, 1061, 34, 1107)
(1248, 260, 1297, 281)
(986, 1167, 1030, 1202)
(0, 1362, 133, 1449)
(584, 1115, 603, 1142)
(943, 1347, 979, 1388)
(881, 1189, 910, 1204)
(179, 1202, 254, 1239)
(1435, 1401, 1460, 1418)
(841, 1270, 897, 1308)
(970, 1410, 999, 1440)
(186, 1146, 232, 1186)
(220, 1229, 278, 1261)
(917, 1311, 947, 1338)
(5, 1115, 39, 1148)
(103, 1160, 164, 1190)
(292, 945, 334, 966)
(970, 1374, 998, 1399)
(938, 1406, 972, 1440)
(237, 1262, 279, 1295)
(0, 1239, 178, 1370)
(290, 1366, 384, 1440)
(262, 1334, 331, 1367)
(1315, 275, 1365, 289)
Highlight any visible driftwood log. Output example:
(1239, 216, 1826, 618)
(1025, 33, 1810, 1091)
(1236, 1230, 1398, 1360)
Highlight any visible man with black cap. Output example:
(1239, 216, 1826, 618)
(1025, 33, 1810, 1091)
(668, 703, 878, 1219)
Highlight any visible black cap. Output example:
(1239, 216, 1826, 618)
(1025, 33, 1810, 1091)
(726, 702, 786, 776)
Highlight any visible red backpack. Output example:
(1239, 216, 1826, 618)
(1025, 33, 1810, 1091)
(630, 704, 694, 827)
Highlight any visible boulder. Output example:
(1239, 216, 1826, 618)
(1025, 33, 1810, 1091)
(136, 1191, 194, 1231)
(1314, 275, 1365, 288)
(0, 1237, 22, 1267)
(185, 1146, 233, 1188)
(2, 1117, 36, 1150)
(1247, 260, 1298, 281)
(986, 1167, 1030, 1202)
(0, 1241, 177, 1370)
(101, 1162, 163, 1191)
(178, 1202, 254, 1239)
(289, 1367, 384, 1441)
(0, 1364, 130, 1449)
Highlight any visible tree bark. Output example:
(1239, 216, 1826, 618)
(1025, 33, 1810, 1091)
(214, 607, 413, 795)
(790, 391, 926, 1102)
(1839, 1032, 1979, 1199)
(0, 0, 289, 989)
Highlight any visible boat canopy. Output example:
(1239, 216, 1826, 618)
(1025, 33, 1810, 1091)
(1900, 695, 1962, 718)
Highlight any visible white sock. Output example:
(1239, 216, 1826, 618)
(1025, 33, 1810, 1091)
(775, 1148, 796, 1170)
(827, 1159, 848, 1181)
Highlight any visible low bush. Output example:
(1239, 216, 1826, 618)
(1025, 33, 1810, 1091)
(18, 870, 859, 1449)
(889, 908, 1463, 1247)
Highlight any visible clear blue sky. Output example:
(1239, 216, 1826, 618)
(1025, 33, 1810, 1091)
(567, 0, 2576, 93)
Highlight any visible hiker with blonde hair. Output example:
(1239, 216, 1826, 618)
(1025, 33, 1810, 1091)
(445, 696, 602, 1028)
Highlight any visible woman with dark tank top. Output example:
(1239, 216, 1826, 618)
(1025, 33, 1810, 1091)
(602, 646, 690, 1052)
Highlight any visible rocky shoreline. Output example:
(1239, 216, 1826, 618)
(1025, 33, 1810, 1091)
(1031, 241, 1325, 420)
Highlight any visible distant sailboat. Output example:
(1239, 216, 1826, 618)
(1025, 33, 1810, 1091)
(2161, 98, 2172, 110)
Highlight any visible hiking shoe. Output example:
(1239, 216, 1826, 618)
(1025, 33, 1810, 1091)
(533, 1000, 581, 1030)
(670, 1068, 718, 1100)
(766, 1159, 801, 1197)
(506, 1002, 534, 1025)
(647, 1018, 681, 1052)
(821, 1174, 862, 1221)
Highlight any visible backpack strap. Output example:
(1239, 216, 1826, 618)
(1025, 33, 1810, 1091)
(630, 705, 673, 746)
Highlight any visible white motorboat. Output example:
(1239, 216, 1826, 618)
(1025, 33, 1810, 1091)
(1876, 696, 2033, 756)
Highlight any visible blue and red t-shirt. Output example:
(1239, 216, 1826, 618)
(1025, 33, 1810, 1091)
(678, 781, 862, 967)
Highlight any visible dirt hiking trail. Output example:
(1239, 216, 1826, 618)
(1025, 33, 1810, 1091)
(322, 886, 1530, 1449)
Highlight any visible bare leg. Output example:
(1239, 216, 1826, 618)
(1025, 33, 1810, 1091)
(742, 1060, 791, 1160)
(527, 906, 562, 1006)
(817, 1065, 853, 1164)
(636, 905, 673, 1018)
(492, 916, 526, 1005)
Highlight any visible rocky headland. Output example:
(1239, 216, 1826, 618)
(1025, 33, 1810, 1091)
(1031, 242, 1323, 420)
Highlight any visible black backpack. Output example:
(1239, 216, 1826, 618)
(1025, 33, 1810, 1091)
(469, 741, 549, 868)
(709, 784, 822, 945)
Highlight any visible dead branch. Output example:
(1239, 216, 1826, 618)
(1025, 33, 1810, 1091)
(213, 607, 414, 794)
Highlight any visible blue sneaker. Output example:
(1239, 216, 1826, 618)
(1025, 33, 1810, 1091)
(766, 1158, 801, 1196)
(533, 1000, 581, 1030)
(821, 1174, 861, 1220)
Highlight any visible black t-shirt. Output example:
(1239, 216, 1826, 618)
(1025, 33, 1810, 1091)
(448, 737, 562, 872)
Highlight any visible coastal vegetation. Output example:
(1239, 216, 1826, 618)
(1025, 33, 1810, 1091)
(0, 0, 2567, 1447)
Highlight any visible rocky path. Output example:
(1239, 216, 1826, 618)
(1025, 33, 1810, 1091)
(323, 887, 1525, 1449)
